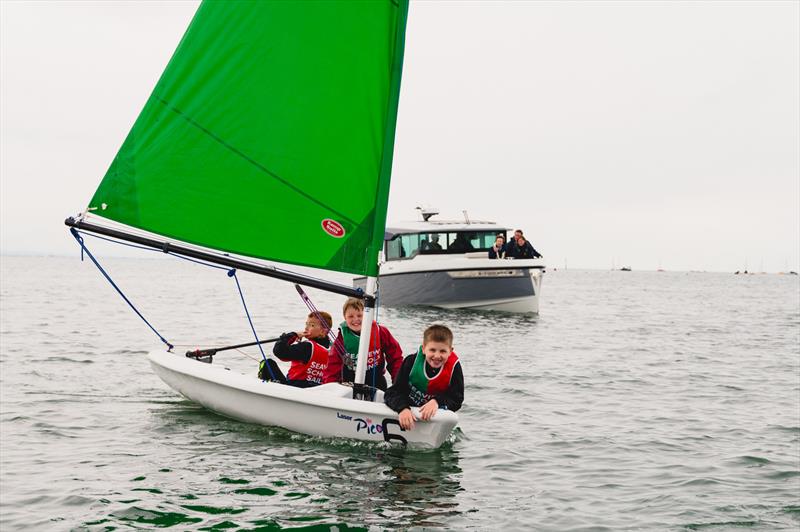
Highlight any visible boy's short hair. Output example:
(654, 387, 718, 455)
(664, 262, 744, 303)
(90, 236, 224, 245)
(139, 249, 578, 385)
(308, 311, 333, 329)
(423, 324, 453, 347)
(342, 297, 364, 315)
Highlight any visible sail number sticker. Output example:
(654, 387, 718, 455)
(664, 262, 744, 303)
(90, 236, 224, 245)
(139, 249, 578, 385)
(321, 219, 345, 238)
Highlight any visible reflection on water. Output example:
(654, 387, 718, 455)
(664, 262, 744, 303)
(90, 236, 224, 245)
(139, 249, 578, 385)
(124, 396, 465, 529)
(379, 446, 463, 528)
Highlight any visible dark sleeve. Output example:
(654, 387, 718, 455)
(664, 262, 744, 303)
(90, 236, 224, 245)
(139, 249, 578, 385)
(272, 332, 312, 363)
(531, 245, 542, 258)
(488, 248, 497, 259)
(433, 361, 463, 412)
(384, 354, 415, 413)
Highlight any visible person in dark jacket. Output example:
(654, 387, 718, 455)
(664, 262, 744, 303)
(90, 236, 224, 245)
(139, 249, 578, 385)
(384, 324, 464, 431)
(514, 236, 542, 259)
(258, 311, 332, 387)
(488, 234, 506, 259)
(506, 229, 542, 259)
(505, 229, 523, 258)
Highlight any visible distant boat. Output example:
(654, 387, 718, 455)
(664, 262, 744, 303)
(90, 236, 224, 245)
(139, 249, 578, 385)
(620, 267, 631, 272)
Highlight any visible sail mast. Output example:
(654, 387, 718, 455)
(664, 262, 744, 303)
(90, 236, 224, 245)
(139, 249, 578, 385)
(352, 0, 409, 388)
(353, 276, 377, 386)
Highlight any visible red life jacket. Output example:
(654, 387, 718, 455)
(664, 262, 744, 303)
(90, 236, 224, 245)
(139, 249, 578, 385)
(287, 339, 328, 384)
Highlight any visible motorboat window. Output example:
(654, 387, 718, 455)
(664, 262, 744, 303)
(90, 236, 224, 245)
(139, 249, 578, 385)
(386, 233, 424, 260)
(386, 230, 507, 260)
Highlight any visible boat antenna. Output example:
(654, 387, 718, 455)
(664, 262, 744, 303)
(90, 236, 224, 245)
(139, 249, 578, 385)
(462, 210, 471, 224)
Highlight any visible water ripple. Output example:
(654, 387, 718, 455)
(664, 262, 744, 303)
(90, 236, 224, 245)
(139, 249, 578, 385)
(1, 260, 798, 530)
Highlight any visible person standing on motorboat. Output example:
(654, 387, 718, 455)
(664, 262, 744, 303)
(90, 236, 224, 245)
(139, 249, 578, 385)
(506, 229, 542, 259)
(323, 297, 403, 390)
(488, 234, 506, 259)
(513, 235, 541, 259)
(505, 229, 522, 257)
(259, 311, 332, 387)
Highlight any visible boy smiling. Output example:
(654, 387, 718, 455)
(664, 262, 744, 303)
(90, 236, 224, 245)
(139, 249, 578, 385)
(384, 324, 464, 430)
(323, 297, 403, 390)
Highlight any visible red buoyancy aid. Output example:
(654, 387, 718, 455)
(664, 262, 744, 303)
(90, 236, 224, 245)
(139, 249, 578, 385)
(287, 339, 328, 384)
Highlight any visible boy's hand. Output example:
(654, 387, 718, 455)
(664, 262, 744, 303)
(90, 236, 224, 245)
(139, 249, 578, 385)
(398, 408, 416, 430)
(419, 399, 438, 421)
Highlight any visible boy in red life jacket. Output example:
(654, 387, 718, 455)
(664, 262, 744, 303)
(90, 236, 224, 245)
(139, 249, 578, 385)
(259, 311, 332, 388)
(384, 324, 464, 431)
(323, 297, 403, 391)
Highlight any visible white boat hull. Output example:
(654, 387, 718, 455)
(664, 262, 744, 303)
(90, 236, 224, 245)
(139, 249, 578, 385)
(147, 350, 458, 449)
(355, 256, 544, 313)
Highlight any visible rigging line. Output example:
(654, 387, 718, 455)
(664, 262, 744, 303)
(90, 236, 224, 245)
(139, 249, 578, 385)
(77, 215, 357, 288)
(66, 217, 369, 301)
(80, 214, 365, 292)
(234, 347, 260, 361)
(228, 269, 277, 381)
(155, 96, 357, 227)
(69, 228, 173, 351)
(294, 284, 337, 346)
(296, 284, 377, 389)
(78, 223, 351, 289)
(76, 229, 232, 271)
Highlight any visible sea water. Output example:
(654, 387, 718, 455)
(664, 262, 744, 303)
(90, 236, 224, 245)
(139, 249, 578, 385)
(1, 255, 798, 531)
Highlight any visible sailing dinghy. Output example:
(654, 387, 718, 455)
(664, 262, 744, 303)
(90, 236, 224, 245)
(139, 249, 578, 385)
(66, 1, 458, 448)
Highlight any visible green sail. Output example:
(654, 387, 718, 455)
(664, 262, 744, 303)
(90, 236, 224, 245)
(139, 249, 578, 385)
(89, 0, 408, 277)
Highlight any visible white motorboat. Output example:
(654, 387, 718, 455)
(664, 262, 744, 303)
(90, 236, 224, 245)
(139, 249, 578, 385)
(355, 209, 545, 313)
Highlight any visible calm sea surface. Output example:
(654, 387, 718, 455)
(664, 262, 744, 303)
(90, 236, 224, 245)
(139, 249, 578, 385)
(1, 255, 798, 531)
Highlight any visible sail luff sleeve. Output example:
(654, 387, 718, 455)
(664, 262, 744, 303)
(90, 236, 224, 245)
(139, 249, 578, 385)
(367, 0, 410, 279)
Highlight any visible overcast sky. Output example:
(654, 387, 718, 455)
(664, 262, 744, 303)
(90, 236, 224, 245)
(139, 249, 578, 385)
(1, 0, 798, 272)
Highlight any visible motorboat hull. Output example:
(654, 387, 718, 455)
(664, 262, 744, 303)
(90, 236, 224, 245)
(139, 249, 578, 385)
(356, 259, 544, 313)
(147, 350, 458, 449)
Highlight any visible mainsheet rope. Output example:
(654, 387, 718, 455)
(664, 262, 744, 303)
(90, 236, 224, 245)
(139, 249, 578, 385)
(295, 284, 380, 390)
